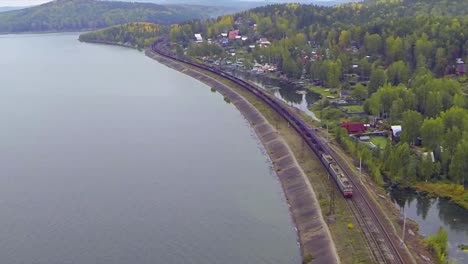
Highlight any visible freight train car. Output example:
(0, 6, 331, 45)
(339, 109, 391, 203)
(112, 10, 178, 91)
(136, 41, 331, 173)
(152, 39, 354, 198)
(321, 154, 353, 197)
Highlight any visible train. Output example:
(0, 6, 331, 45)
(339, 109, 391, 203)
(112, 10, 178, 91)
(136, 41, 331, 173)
(320, 154, 353, 197)
(151, 39, 354, 198)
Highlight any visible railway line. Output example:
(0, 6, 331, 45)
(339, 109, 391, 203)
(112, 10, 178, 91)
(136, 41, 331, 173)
(151, 39, 408, 264)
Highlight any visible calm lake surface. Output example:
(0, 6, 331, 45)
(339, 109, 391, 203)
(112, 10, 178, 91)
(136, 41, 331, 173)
(226, 70, 321, 120)
(0, 33, 300, 264)
(390, 189, 468, 263)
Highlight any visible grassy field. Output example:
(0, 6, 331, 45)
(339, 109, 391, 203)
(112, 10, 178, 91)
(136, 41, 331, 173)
(308, 85, 335, 98)
(370, 136, 389, 149)
(341, 105, 364, 112)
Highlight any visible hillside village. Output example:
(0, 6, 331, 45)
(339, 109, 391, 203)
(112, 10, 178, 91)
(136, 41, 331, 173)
(177, 13, 466, 149)
(165, 1, 468, 189)
(81, 0, 468, 205)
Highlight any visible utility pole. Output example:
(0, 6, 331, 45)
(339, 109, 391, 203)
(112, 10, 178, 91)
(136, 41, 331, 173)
(329, 174, 336, 216)
(359, 156, 362, 185)
(300, 137, 305, 160)
(400, 207, 406, 247)
(326, 123, 329, 144)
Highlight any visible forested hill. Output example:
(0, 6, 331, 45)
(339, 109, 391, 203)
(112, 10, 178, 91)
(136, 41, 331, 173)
(162, 0, 468, 200)
(0, 0, 237, 33)
(79, 22, 165, 48)
(79, 0, 468, 206)
(170, 0, 467, 78)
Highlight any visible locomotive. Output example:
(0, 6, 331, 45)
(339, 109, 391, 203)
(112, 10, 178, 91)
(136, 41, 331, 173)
(321, 154, 353, 198)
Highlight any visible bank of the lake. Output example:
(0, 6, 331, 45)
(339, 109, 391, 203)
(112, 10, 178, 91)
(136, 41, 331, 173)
(77, 39, 140, 50)
(414, 183, 468, 210)
(78, 36, 342, 263)
(390, 188, 468, 263)
(83, 34, 332, 260)
(223, 70, 322, 121)
(0, 33, 301, 264)
(144, 47, 340, 263)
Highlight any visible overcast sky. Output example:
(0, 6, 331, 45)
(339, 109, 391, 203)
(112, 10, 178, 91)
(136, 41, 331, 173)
(0, 0, 334, 7)
(0, 0, 50, 6)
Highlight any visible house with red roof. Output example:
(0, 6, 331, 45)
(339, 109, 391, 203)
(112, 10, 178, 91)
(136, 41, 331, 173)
(340, 121, 367, 134)
(228, 30, 240, 40)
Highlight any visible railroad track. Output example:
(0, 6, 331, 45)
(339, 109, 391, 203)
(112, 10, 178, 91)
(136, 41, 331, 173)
(150, 40, 407, 264)
(326, 143, 405, 264)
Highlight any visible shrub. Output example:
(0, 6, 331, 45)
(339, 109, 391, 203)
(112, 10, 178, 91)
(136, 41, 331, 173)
(303, 254, 314, 264)
(424, 227, 448, 264)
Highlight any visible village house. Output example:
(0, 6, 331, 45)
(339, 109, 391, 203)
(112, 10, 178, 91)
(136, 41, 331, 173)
(228, 30, 240, 40)
(252, 63, 277, 74)
(457, 64, 466, 75)
(220, 38, 229, 46)
(257, 38, 271, 48)
(390, 125, 402, 142)
(456, 58, 466, 75)
(341, 121, 367, 134)
(194, 33, 203, 43)
(234, 18, 244, 25)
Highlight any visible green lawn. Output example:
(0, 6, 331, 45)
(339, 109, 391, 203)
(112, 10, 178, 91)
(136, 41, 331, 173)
(370, 136, 389, 149)
(341, 105, 364, 112)
(308, 85, 334, 97)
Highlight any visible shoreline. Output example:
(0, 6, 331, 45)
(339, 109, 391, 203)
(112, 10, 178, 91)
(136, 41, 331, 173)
(144, 48, 340, 263)
(414, 183, 468, 209)
(80, 38, 340, 262)
(0, 29, 93, 36)
(77, 39, 140, 50)
(80, 39, 441, 263)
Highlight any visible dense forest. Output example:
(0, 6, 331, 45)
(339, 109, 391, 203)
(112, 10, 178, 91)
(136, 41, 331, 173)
(0, 0, 237, 33)
(80, 0, 468, 207)
(79, 22, 165, 49)
(170, 0, 467, 76)
(163, 0, 468, 190)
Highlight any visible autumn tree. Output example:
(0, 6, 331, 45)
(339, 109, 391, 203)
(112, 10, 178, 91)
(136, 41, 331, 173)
(364, 33, 382, 55)
(401, 110, 423, 145)
(368, 68, 386, 94)
(338, 30, 351, 49)
(351, 83, 368, 101)
(385, 36, 404, 64)
(387, 60, 410, 85)
(420, 117, 444, 151)
(449, 138, 468, 184)
(324, 60, 342, 88)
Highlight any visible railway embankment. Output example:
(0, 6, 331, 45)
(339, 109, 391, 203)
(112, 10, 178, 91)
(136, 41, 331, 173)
(145, 49, 340, 264)
(81, 38, 418, 263)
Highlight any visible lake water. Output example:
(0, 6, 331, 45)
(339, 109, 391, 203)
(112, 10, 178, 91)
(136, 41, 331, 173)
(0, 33, 300, 264)
(226, 70, 321, 120)
(390, 188, 468, 263)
